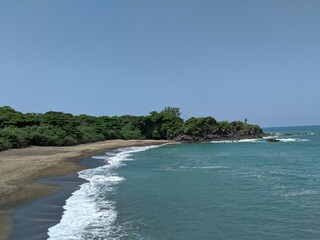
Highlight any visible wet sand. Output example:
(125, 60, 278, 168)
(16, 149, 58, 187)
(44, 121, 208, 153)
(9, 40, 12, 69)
(0, 139, 170, 240)
(11, 172, 87, 240)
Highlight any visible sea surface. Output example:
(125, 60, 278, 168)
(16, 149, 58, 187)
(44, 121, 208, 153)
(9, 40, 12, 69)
(43, 126, 319, 239)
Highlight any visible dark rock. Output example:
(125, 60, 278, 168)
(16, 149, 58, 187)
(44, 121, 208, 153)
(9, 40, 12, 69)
(175, 133, 265, 143)
(266, 138, 280, 142)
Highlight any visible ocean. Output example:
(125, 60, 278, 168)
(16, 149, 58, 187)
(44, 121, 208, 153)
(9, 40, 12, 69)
(14, 126, 320, 239)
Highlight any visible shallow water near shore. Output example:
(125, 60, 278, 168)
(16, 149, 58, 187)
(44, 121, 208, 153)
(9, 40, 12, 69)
(13, 126, 320, 239)
(10, 156, 104, 240)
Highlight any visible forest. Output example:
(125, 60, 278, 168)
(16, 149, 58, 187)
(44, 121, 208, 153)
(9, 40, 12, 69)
(0, 106, 264, 151)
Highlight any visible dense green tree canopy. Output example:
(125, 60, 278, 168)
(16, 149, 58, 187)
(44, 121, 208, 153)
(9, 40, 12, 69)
(161, 106, 181, 118)
(0, 106, 264, 151)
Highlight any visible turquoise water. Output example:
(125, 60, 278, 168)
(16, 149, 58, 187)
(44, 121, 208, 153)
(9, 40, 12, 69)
(48, 126, 320, 239)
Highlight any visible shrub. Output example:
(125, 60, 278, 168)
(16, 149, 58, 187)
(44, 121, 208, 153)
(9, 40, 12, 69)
(119, 123, 143, 140)
(0, 137, 12, 151)
(24, 125, 68, 146)
(78, 126, 104, 143)
(183, 117, 218, 136)
(152, 129, 161, 139)
(62, 136, 78, 145)
(0, 127, 28, 148)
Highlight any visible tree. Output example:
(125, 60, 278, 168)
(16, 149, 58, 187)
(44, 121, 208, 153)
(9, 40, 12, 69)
(0, 127, 28, 148)
(183, 117, 218, 136)
(0, 106, 26, 128)
(0, 105, 265, 151)
(217, 121, 231, 135)
(147, 111, 183, 139)
(161, 106, 181, 118)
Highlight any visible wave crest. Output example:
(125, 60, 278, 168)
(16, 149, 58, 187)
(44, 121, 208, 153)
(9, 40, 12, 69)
(211, 138, 260, 143)
(48, 145, 162, 240)
(275, 138, 309, 142)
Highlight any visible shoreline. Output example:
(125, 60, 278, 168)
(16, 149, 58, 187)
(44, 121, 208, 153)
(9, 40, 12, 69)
(0, 139, 171, 240)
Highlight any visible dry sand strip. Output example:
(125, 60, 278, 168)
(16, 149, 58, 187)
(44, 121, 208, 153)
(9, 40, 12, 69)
(0, 139, 171, 240)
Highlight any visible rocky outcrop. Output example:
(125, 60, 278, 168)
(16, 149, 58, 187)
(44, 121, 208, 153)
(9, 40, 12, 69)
(266, 138, 280, 142)
(175, 131, 265, 143)
(174, 119, 265, 143)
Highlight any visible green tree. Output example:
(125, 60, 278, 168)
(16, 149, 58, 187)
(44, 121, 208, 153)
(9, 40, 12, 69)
(0, 127, 28, 148)
(0, 105, 264, 151)
(0, 137, 12, 151)
(77, 126, 104, 143)
(183, 117, 218, 136)
(217, 121, 231, 135)
(161, 106, 181, 118)
(0, 106, 27, 128)
(149, 111, 183, 139)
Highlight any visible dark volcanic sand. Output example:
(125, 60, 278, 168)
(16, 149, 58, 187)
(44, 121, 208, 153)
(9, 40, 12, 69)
(11, 156, 105, 240)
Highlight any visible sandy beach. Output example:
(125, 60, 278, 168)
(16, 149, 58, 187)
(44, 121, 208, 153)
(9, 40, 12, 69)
(0, 139, 170, 240)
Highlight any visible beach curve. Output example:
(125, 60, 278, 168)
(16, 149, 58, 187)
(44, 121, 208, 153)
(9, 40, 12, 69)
(0, 139, 171, 240)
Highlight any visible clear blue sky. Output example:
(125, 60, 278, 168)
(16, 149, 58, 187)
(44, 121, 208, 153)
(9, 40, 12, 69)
(0, 0, 319, 127)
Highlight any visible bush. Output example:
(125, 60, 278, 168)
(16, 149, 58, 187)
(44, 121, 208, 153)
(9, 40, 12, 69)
(0, 105, 265, 151)
(119, 123, 143, 140)
(78, 126, 104, 143)
(152, 129, 161, 139)
(102, 129, 120, 139)
(0, 137, 13, 151)
(0, 127, 28, 148)
(183, 117, 218, 136)
(217, 121, 231, 135)
(62, 136, 78, 145)
(24, 125, 69, 146)
(121, 129, 143, 140)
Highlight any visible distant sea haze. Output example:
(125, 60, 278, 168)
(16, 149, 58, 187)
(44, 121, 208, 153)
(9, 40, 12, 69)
(38, 126, 320, 239)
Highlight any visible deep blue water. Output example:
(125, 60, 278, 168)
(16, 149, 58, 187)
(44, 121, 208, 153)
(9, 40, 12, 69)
(48, 126, 320, 240)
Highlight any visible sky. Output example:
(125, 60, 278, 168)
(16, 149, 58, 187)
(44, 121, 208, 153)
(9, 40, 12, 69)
(0, 0, 319, 127)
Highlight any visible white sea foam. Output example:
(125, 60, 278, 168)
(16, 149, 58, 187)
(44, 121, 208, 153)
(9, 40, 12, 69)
(263, 135, 279, 139)
(270, 169, 319, 179)
(283, 189, 320, 197)
(105, 152, 117, 155)
(48, 145, 162, 240)
(238, 139, 260, 142)
(91, 155, 109, 160)
(211, 140, 231, 143)
(211, 137, 310, 143)
(178, 165, 227, 169)
(211, 138, 260, 143)
(198, 166, 227, 169)
(276, 138, 309, 142)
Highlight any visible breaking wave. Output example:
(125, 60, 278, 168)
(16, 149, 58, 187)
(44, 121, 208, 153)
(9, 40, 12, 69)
(211, 138, 260, 143)
(211, 137, 310, 144)
(47, 145, 161, 240)
(275, 138, 309, 142)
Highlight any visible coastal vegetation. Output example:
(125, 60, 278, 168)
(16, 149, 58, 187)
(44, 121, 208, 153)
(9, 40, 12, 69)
(0, 106, 264, 151)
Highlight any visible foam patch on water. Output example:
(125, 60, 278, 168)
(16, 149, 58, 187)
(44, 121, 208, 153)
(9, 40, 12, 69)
(199, 166, 227, 169)
(283, 189, 320, 197)
(91, 155, 109, 160)
(211, 137, 310, 144)
(263, 135, 279, 139)
(178, 165, 227, 169)
(275, 138, 309, 142)
(48, 145, 162, 240)
(270, 169, 319, 179)
(211, 138, 260, 143)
